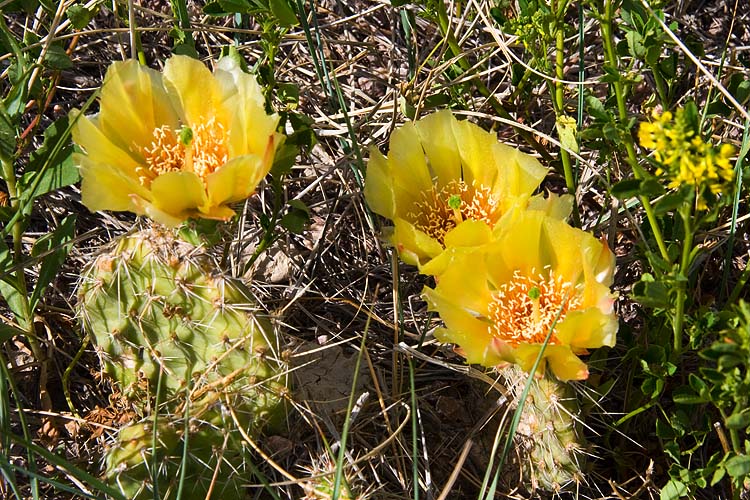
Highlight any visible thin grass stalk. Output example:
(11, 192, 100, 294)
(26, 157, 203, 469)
(599, 0, 670, 263)
(725, 122, 750, 305)
(408, 356, 420, 500)
(332, 315, 371, 500)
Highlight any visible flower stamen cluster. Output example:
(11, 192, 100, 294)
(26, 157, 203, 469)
(407, 180, 501, 245)
(488, 269, 581, 347)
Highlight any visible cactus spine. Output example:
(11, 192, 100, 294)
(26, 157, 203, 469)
(505, 366, 586, 493)
(78, 227, 287, 499)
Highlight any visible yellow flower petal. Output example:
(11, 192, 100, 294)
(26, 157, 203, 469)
(73, 55, 280, 226)
(214, 56, 281, 158)
(425, 211, 617, 380)
(364, 111, 551, 267)
(149, 171, 208, 218)
(413, 110, 462, 187)
(387, 122, 434, 195)
(556, 308, 618, 348)
(78, 155, 150, 212)
(162, 55, 221, 125)
(363, 148, 397, 219)
(544, 345, 590, 381)
(205, 154, 267, 208)
(528, 192, 574, 220)
(97, 60, 179, 154)
(389, 218, 445, 267)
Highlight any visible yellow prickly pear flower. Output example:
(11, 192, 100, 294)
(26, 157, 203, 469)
(72, 55, 282, 226)
(364, 110, 567, 267)
(422, 211, 618, 381)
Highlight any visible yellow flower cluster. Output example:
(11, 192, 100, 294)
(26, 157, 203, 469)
(365, 112, 618, 381)
(638, 108, 734, 208)
(72, 55, 282, 227)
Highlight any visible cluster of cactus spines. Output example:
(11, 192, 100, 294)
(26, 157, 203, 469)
(299, 453, 365, 500)
(78, 226, 288, 497)
(504, 366, 587, 493)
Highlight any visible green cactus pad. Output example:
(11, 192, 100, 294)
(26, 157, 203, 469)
(505, 366, 587, 493)
(105, 418, 251, 500)
(78, 227, 288, 497)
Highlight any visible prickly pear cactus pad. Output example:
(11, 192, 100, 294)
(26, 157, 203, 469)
(105, 418, 252, 500)
(78, 226, 288, 430)
(504, 366, 587, 493)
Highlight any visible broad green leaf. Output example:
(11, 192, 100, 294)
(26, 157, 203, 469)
(610, 179, 641, 199)
(203, 0, 252, 15)
(0, 323, 24, 343)
(672, 386, 708, 405)
(625, 30, 645, 58)
(29, 215, 76, 312)
(19, 115, 79, 203)
(726, 411, 750, 430)
(269, 0, 298, 26)
(659, 479, 687, 500)
(280, 199, 311, 234)
(42, 44, 73, 70)
(0, 237, 29, 327)
(66, 4, 97, 29)
(0, 104, 16, 160)
(726, 455, 750, 479)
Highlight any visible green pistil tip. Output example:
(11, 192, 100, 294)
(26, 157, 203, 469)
(528, 286, 541, 300)
(179, 126, 194, 146)
(448, 195, 461, 210)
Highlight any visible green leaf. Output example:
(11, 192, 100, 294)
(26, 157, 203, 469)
(0, 323, 24, 343)
(42, 44, 73, 70)
(610, 179, 641, 199)
(0, 104, 16, 160)
(718, 354, 744, 370)
(277, 82, 299, 107)
(555, 115, 578, 153)
(710, 465, 726, 486)
(654, 191, 689, 215)
(19, 115, 79, 202)
(28, 215, 76, 312)
(270, 143, 299, 178)
(726, 411, 750, 430)
(585, 95, 610, 122)
(0, 239, 27, 324)
(688, 373, 709, 397)
(203, 0, 252, 15)
(625, 30, 645, 58)
(279, 200, 310, 234)
(726, 455, 750, 479)
(66, 4, 97, 29)
(672, 386, 708, 405)
(660, 479, 688, 500)
(269, 0, 298, 26)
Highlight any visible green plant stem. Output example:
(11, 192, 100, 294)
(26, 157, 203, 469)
(600, 0, 670, 263)
(551, 0, 580, 227)
(0, 156, 42, 364)
(434, 1, 555, 165)
(672, 206, 694, 355)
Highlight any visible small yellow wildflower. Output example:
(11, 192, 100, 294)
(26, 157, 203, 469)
(638, 107, 734, 209)
(72, 55, 282, 226)
(422, 211, 618, 381)
(364, 110, 570, 267)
